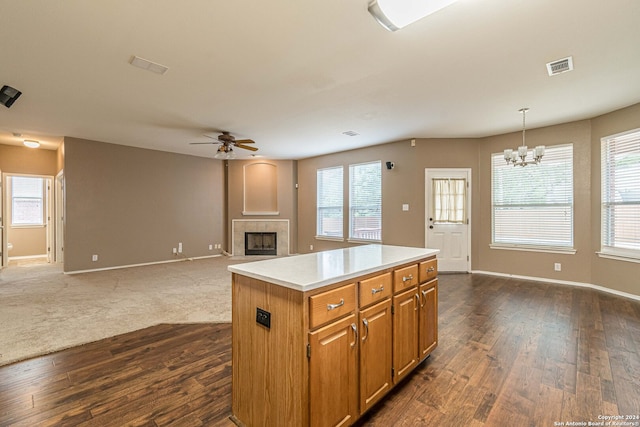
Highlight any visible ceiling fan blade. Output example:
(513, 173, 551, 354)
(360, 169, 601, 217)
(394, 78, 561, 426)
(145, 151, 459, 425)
(189, 142, 219, 145)
(236, 144, 259, 151)
(234, 139, 255, 144)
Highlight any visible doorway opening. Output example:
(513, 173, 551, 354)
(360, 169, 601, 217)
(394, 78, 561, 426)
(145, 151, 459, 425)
(1, 173, 55, 269)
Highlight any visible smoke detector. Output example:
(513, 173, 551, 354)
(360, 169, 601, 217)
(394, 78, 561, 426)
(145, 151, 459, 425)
(546, 56, 574, 76)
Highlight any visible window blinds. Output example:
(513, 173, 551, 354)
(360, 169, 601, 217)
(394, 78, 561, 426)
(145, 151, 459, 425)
(349, 161, 382, 241)
(491, 144, 573, 248)
(601, 129, 640, 257)
(12, 176, 44, 226)
(316, 166, 343, 238)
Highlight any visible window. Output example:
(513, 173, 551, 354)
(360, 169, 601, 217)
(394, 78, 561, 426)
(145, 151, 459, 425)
(491, 144, 573, 250)
(12, 176, 45, 226)
(317, 166, 343, 238)
(601, 129, 640, 260)
(349, 161, 382, 241)
(432, 178, 466, 224)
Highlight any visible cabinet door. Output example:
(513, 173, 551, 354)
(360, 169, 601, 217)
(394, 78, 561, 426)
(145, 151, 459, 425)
(393, 286, 419, 383)
(309, 313, 358, 427)
(419, 279, 438, 359)
(359, 299, 392, 414)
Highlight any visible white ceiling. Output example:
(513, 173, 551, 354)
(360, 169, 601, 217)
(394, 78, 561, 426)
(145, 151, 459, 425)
(1, 0, 639, 159)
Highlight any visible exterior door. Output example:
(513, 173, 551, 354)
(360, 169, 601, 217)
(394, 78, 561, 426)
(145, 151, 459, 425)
(425, 168, 471, 272)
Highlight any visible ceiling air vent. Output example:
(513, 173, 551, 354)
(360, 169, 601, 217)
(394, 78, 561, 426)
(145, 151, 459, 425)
(342, 131, 359, 137)
(546, 56, 574, 76)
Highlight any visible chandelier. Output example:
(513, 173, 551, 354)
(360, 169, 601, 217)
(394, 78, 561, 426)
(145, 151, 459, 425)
(503, 108, 545, 167)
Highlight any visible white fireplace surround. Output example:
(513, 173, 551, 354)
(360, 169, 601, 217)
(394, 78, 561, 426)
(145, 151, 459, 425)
(232, 220, 290, 257)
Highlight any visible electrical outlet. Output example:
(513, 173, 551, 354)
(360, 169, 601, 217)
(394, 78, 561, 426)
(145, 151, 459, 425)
(554, 263, 562, 272)
(172, 248, 177, 254)
(178, 242, 183, 253)
(310, 244, 313, 251)
(209, 244, 213, 250)
(92, 254, 98, 262)
(256, 308, 271, 329)
(402, 204, 409, 211)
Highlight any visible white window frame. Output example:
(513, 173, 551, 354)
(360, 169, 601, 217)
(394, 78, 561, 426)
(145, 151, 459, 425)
(11, 176, 45, 227)
(348, 161, 382, 243)
(599, 128, 640, 263)
(316, 166, 344, 240)
(490, 144, 575, 253)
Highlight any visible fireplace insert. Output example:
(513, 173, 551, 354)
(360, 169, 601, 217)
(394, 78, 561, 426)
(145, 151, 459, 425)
(245, 232, 277, 256)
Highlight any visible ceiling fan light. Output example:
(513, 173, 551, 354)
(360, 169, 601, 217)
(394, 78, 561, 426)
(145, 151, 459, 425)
(368, 0, 458, 31)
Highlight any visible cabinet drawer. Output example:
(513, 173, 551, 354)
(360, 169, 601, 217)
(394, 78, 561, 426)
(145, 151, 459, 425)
(309, 283, 356, 329)
(419, 258, 438, 283)
(359, 272, 392, 308)
(393, 264, 419, 293)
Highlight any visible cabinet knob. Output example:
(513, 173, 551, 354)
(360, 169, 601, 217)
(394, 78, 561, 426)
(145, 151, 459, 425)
(402, 274, 414, 283)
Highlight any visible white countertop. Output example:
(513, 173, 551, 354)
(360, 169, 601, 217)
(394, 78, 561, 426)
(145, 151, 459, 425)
(228, 244, 439, 292)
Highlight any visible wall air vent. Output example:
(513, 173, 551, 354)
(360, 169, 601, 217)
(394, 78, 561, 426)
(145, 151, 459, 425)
(546, 56, 574, 76)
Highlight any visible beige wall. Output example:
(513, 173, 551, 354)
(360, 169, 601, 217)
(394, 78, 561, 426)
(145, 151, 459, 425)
(476, 120, 593, 283)
(226, 159, 298, 254)
(589, 103, 640, 296)
(0, 144, 58, 175)
(63, 137, 225, 272)
(297, 138, 478, 253)
(297, 103, 640, 298)
(0, 145, 57, 260)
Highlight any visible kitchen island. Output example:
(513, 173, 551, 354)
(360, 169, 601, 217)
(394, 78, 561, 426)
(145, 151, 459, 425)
(229, 244, 439, 427)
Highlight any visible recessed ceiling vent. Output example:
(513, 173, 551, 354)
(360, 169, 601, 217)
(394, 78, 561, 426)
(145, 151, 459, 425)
(546, 56, 574, 76)
(129, 55, 169, 75)
(342, 131, 359, 137)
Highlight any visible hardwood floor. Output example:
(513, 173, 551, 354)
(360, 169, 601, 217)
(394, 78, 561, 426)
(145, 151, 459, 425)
(1, 274, 638, 426)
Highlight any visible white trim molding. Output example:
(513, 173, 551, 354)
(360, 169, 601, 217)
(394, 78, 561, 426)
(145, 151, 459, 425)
(472, 270, 640, 302)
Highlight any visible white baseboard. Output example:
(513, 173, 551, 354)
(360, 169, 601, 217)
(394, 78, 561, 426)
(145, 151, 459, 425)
(65, 254, 222, 275)
(471, 270, 640, 302)
(8, 254, 48, 260)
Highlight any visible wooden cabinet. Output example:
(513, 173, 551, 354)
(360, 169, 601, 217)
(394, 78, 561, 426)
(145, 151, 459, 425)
(309, 314, 359, 427)
(231, 253, 438, 427)
(419, 279, 438, 358)
(358, 298, 392, 413)
(392, 286, 419, 383)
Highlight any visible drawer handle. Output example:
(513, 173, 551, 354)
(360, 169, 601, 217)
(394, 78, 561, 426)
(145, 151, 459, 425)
(414, 293, 420, 310)
(327, 299, 344, 311)
(427, 267, 435, 272)
(402, 274, 414, 282)
(371, 285, 384, 295)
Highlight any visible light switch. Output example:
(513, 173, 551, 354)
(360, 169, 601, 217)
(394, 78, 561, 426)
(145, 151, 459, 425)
(402, 204, 409, 211)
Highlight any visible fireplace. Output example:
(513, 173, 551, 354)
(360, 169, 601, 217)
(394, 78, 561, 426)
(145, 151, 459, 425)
(245, 232, 277, 256)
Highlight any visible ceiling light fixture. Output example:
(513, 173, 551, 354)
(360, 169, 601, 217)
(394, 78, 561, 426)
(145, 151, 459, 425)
(23, 140, 40, 148)
(368, 0, 458, 31)
(503, 108, 544, 167)
(214, 145, 236, 160)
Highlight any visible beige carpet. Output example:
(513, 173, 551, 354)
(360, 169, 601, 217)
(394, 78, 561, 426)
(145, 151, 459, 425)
(0, 256, 253, 366)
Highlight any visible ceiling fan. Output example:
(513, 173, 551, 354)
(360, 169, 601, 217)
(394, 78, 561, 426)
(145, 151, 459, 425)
(190, 131, 258, 159)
